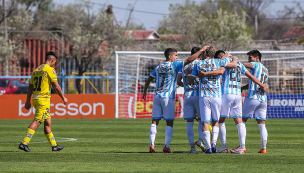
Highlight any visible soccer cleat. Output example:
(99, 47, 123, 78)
(18, 142, 33, 152)
(230, 145, 246, 153)
(196, 140, 206, 152)
(204, 148, 212, 154)
(52, 145, 64, 151)
(258, 148, 267, 153)
(149, 145, 155, 153)
(211, 143, 217, 153)
(231, 148, 246, 154)
(189, 147, 196, 153)
(163, 146, 172, 153)
(217, 146, 228, 153)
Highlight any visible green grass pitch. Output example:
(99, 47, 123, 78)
(0, 118, 304, 172)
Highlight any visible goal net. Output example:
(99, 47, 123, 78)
(115, 51, 304, 119)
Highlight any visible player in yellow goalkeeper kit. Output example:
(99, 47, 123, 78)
(19, 51, 68, 152)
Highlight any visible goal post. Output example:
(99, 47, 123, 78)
(115, 51, 304, 119)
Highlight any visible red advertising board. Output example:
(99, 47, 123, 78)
(118, 94, 184, 118)
(0, 94, 115, 119)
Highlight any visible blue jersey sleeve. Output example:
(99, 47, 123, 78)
(178, 68, 182, 74)
(221, 58, 229, 67)
(240, 62, 248, 74)
(150, 66, 157, 78)
(173, 61, 184, 72)
(191, 64, 198, 77)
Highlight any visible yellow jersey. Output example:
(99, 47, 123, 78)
(30, 64, 57, 99)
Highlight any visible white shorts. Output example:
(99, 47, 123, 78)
(220, 94, 242, 118)
(199, 97, 222, 123)
(184, 96, 200, 120)
(152, 96, 175, 120)
(242, 98, 267, 120)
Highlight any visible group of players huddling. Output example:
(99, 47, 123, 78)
(143, 46, 268, 154)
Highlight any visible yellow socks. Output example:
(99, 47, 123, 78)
(45, 132, 57, 146)
(22, 128, 35, 145)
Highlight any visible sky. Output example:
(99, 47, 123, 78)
(52, 0, 302, 30)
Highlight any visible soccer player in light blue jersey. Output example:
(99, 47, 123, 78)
(143, 46, 209, 153)
(189, 46, 235, 153)
(200, 51, 266, 154)
(177, 47, 205, 153)
(241, 49, 268, 154)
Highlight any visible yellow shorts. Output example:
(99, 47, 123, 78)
(33, 98, 51, 122)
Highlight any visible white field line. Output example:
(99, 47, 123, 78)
(0, 136, 77, 144)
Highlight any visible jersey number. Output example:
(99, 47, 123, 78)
(230, 67, 241, 82)
(260, 74, 268, 84)
(33, 76, 42, 91)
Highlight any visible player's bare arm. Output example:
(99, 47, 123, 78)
(52, 82, 68, 105)
(177, 73, 184, 87)
(198, 67, 226, 78)
(225, 56, 238, 68)
(143, 76, 154, 100)
(188, 75, 195, 84)
(184, 46, 209, 66)
(242, 62, 254, 69)
(245, 71, 267, 92)
(241, 84, 249, 92)
(25, 84, 34, 110)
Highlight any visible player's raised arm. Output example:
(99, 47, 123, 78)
(244, 71, 267, 92)
(52, 82, 68, 105)
(225, 56, 238, 68)
(184, 46, 209, 66)
(143, 76, 155, 100)
(198, 67, 226, 78)
(24, 84, 34, 110)
(242, 62, 254, 69)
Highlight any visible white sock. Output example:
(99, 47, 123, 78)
(202, 130, 211, 149)
(165, 126, 173, 148)
(187, 122, 195, 148)
(198, 122, 203, 141)
(237, 123, 246, 149)
(258, 124, 268, 149)
(150, 124, 157, 146)
(212, 126, 219, 145)
(219, 123, 227, 148)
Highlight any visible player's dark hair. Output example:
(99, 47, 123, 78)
(205, 46, 216, 58)
(214, 50, 225, 59)
(46, 51, 58, 61)
(247, 49, 262, 61)
(164, 48, 177, 59)
(191, 47, 201, 55)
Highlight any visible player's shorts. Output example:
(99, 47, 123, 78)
(33, 98, 51, 123)
(152, 96, 175, 120)
(199, 97, 222, 123)
(242, 98, 267, 120)
(220, 94, 242, 118)
(184, 95, 200, 120)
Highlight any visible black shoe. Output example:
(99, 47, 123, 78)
(19, 142, 33, 152)
(52, 145, 64, 151)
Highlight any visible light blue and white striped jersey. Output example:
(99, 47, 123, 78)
(246, 62, 268, 102)
(191, 59, 225, 98)
(178, 60, 200, 97)
(221, 57, 248, 95)
(150, 61, 184, 99)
